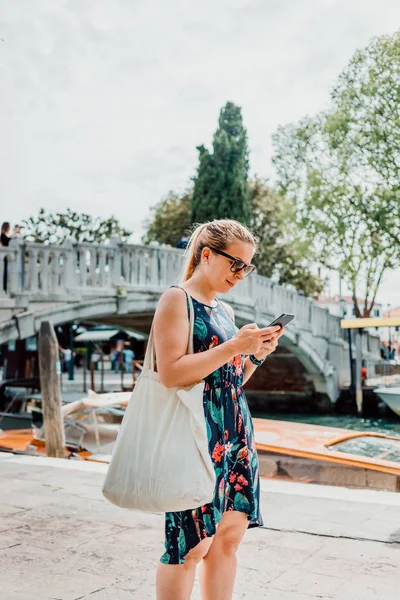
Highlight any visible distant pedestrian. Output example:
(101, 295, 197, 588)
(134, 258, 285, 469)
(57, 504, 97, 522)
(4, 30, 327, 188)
(176, 229, 191, 250)
(123, 345, 135, 373)
(1, 222, 11, 247)
(1, 222, 11, 292)
(112, 349, 121, 372)
(12, 224, 22, 238)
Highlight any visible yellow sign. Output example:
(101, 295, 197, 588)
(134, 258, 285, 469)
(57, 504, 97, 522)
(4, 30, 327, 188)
(340, 317, 400, 329)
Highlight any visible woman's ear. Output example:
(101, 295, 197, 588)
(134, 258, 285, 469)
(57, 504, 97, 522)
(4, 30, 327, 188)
(201, 247, 212, 264)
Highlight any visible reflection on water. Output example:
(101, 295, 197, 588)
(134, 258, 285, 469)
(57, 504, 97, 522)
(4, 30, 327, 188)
(253, 411, 400, 438)
(329, 436, 400, 463)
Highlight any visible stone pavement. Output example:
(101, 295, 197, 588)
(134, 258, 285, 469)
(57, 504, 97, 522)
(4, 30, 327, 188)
(1, 453, 400, 600)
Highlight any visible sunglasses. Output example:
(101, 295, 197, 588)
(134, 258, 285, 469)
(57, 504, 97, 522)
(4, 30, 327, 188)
(207, 247, 256, 277)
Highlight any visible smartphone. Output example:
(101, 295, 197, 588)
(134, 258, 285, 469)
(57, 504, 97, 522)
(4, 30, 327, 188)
(268, 313, 295, 329)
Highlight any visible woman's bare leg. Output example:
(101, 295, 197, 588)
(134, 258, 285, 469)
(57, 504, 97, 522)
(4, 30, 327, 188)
(156, 537, 213, 600)
(199, 512, 249, 600)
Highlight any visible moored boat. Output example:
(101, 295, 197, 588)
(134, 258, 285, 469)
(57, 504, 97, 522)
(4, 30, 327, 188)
(0, 390, 131, 462)
(2, 389, 400, 492)
(373, 386, 400, 417)
(254, 418, 400, 492)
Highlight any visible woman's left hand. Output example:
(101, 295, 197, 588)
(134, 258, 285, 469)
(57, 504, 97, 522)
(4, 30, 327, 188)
(252, 326, 285, 361)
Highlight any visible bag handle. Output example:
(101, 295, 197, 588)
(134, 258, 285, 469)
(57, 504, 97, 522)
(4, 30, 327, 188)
(143, 286, 195, 373)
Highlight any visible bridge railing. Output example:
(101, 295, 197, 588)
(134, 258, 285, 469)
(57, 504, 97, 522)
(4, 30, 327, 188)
(0, 239, 369, 349)
(0, 245, 21, 297)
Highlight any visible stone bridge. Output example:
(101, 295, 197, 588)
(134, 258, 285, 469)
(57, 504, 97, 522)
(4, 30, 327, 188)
(0, 238, 380, 407)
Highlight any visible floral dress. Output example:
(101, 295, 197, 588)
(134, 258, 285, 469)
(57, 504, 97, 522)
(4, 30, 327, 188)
(160, 293, 263, 565)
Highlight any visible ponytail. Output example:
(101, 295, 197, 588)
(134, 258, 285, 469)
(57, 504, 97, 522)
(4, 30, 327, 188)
(180, 223, 208, 283)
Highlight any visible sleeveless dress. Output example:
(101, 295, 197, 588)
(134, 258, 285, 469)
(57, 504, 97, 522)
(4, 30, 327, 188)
(160, 293, 263, 565)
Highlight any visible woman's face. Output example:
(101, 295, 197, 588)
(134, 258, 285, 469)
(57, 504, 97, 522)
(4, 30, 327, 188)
(201, 240, 255, 293)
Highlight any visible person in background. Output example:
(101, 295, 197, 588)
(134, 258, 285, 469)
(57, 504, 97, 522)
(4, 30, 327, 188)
(123, 344, 135, 373)
(112, 349, 121, 372)
(176, 229, 191, 250)
(1, 222, 11, 247)
(60, 347, 72, 373)
(12, 224, 22, 237)
(1, 222, 11, 292)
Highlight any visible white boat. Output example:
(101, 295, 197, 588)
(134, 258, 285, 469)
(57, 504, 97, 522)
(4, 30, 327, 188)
(374, 386, 400, 417)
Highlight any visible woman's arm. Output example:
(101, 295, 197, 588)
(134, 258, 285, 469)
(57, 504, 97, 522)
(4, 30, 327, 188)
(153, 288, 239, 388)
(242, 356, 258, 385)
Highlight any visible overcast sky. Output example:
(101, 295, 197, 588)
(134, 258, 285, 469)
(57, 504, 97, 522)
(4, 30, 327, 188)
(1, 0, 399, 308)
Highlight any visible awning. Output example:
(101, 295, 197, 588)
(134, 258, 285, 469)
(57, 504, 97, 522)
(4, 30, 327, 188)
(74, 329, 148, 343)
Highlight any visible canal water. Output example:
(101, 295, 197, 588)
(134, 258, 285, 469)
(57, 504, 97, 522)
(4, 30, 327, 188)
(253, 411, 400, 438)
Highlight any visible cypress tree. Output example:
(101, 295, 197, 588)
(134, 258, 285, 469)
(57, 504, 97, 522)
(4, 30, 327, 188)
(191, 102, 250, 224)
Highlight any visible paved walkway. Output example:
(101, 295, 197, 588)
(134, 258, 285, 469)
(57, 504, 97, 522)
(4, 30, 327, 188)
(1, 453, 400, 600)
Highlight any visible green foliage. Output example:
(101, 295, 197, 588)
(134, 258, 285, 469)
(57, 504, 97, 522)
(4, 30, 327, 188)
(22, 208, 132, 244)
(191, 102, 250, 224)
(142, 190, 191, 247)
(249, 178, 324, 297)
(143, 178, 324, 297)
(273, 32, 400, 317)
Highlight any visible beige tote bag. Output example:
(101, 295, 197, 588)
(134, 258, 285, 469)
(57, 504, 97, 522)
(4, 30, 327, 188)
(102, 288, 216, 512)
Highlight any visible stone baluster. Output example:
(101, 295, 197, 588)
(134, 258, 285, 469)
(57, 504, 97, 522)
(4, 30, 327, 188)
(39, 251, 49, 293)
(120, 247, 128, 285)
(109, 237, 122, 287)
(159, 250, 167, 287)
(139, 248, 147, 286)
(127, 247, 137, 286)
(88, 247, 97, 287)
(148, 247, 160, 288)
(98, 248, 106, 287)
(3, 252, 16, 296)
(166, 251, 176, 285)
(61, 238, 76, 291)
(78, 247, 87, 288)
(27, 248, 38, 293)
(171, 252, 181, 284)
(48, 251, 58, 292)
(7, 237, 24, 295)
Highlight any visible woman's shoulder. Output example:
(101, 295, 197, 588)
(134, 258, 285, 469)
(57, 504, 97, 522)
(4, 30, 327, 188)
(155, 286, 188, 316)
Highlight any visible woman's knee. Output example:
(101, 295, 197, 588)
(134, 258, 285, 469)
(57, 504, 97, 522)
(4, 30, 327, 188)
(210, 512, 249, 556)
(184, 537, 213, 567)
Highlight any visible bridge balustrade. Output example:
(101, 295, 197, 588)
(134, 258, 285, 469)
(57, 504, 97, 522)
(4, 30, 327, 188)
(0, 239, 377, 353)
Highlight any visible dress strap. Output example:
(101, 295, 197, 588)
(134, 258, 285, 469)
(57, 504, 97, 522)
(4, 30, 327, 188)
(143, 285, 195, 372)
(219, 300, 235, 321)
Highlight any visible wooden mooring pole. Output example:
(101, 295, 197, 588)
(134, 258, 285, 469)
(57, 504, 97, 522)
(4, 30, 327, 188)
(355, 329, 363, 415)
(38, 321, 66, 458)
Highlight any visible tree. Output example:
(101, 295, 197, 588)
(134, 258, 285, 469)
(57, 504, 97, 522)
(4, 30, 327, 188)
(142, 178, 324, 297)
(142, 190, 191, 247)
(191, 102, 250, 224)
(273, 32, 400, 317)
(249, 178, 324, 297)
(21, 208, 132, 244)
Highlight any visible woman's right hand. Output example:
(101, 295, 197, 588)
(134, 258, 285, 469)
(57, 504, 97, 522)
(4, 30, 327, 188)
(231, 323, 281, 356)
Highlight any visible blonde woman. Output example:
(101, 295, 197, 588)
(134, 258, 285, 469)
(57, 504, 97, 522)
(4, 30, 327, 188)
(154, 219, 284, 600)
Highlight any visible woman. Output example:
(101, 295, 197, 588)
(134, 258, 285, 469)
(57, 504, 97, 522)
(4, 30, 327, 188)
(0, 221, 11, 247)
(153, 219, 284, 600)
(1, 222, 11, 292)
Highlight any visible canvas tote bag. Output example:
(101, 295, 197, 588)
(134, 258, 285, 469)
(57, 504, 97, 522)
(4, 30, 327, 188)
(102, 287, 216, 512)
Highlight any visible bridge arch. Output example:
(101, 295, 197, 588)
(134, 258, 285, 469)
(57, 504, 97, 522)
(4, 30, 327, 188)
(0, 240, 380, 405)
